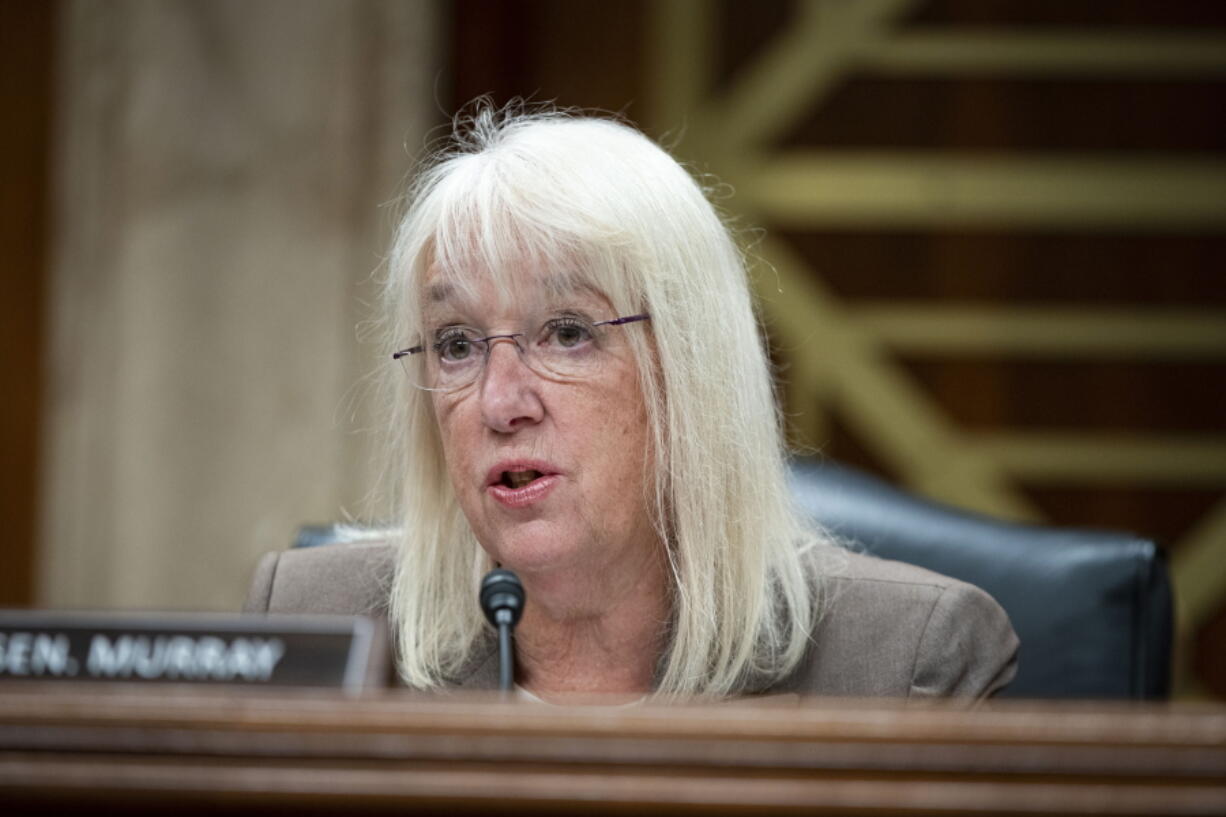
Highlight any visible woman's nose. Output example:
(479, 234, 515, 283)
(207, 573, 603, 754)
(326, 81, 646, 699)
(479, 338, 544, 433)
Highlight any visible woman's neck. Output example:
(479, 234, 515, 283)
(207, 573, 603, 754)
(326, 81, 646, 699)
(511, 550, 670, 699)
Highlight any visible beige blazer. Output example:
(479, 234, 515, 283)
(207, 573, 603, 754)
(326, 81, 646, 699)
(244, 541, 1019, 698)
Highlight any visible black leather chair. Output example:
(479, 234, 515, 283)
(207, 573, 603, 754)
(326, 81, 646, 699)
(296, 459, 1174, 700)
(788, 459, 1173, 700)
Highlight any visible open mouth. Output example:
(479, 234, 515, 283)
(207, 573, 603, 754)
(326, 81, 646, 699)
(500, 470, 544, 490)
(487, 463, 558, 508)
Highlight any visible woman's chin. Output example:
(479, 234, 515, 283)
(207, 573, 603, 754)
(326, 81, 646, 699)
(488, 536, 580, 575)
(481, 521, 600, 577)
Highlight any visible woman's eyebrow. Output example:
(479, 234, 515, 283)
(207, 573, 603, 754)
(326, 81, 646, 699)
(425, 282, 454, 303)
(538, 275, 613, 308)
(422, 274, 609, 313)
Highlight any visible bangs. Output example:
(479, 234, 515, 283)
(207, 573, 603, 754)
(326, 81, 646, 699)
(412, 153, 643, 322)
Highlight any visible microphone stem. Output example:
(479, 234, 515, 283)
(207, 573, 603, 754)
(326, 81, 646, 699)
(496, 612, 514, 694)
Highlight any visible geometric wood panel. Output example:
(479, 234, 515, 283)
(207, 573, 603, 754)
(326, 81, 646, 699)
(653, 0, 1226, 698)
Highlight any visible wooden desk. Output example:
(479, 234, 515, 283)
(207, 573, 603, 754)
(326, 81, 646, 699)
(1, 683, 1223, 815)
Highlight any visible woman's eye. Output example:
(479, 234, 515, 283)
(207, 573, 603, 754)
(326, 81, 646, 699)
(548, 320, 593, 348)
(436, 333, 476, 362)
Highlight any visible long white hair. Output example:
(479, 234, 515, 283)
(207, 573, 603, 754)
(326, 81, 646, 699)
(378, 105, 831, 696)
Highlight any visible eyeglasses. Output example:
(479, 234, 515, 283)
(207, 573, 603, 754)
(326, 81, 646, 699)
(393, 312, 650, 392)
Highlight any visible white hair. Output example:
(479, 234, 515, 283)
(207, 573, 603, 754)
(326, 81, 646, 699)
(378, 105, 834, 696)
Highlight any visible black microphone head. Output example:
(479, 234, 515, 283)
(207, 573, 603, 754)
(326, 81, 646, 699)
(479, 568, 525, 628)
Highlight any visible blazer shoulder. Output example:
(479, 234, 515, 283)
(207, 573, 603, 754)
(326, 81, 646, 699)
(784, 549, 1018, 698)
(908, 569, 1019, 698)
(242, 540, 396, 617)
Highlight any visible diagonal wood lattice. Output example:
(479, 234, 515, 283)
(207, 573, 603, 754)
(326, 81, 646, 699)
(648, 0, 1226, 696)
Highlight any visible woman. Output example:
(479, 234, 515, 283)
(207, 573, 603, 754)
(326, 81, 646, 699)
(245, 106, 1018, 700)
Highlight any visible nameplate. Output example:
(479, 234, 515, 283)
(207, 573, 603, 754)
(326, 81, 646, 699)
(0, 611, 388, 693)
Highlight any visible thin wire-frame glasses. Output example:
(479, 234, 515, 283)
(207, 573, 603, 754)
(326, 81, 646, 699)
(392, 313, 650, 392)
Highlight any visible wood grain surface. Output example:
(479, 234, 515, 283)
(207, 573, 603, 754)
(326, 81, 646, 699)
(1, 684, 1223, 815)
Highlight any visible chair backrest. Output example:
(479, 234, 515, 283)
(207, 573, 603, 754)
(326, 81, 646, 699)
(295, 459, 1174, 699)
(788, 459, 1173, 699)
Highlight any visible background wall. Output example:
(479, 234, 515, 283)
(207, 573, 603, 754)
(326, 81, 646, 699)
(33, 0, 441, 613)
(0, 1, 53, 608)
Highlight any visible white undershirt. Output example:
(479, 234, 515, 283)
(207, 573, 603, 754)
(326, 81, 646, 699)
(513, 684, 646, 707)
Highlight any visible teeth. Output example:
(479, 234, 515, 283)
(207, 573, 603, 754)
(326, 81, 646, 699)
(503, 470, 542, 489)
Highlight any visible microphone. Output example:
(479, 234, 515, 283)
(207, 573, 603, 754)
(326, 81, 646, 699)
(479, 569, 525, 694)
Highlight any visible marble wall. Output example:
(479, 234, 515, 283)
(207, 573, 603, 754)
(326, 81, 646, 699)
(40, 0, 440, 610)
